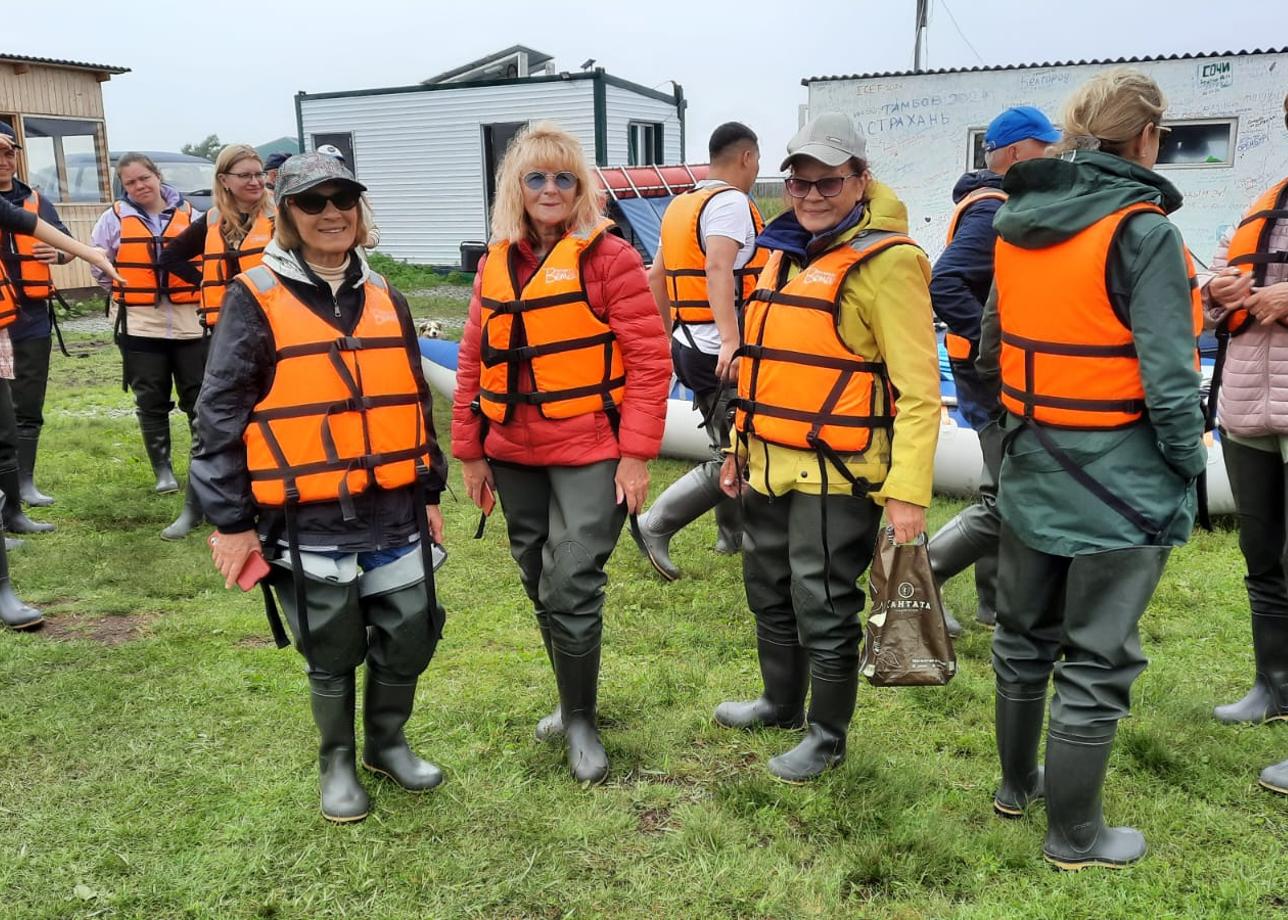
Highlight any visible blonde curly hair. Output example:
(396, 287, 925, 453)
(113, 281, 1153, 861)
(488, 121, 603, 243)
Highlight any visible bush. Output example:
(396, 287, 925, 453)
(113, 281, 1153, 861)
(367, 252, 473, 291)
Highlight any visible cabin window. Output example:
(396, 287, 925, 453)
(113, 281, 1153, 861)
(1157, 119, 1236, 168)
(22, 116, 106, 203)
(628, 122, 663, 166)
(967, 128, 989, 170)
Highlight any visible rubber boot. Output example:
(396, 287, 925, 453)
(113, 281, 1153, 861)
(551, 643, 609, 784)
(1213, 610, 1288, 725)
(1260, 758, 1288, 795)
(714, 636, 808, 729)
(160, 480, 203, 541)
(0, 519, 41, 630)
(974, 547, 999, 628)
(139, 415, 179, 494)
(1042, 724, 1145, 870)
(361, 678, 443, 791)
(17, 435, 53, 507)
(5, 537, 23, 552)
(928, 516, 985, 638)
(993, 681, 1046, 817)
(0, 471, 53, 535)
(534, 623, 563, 742)
(713, 494, 743, 555)
(632, 464, 724, 581)
(309, 675, 370, 823)
(768, 671, 857, 783)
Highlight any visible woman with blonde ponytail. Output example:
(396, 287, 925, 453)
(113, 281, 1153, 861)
(975, 67, 1204, 869)
(158, 144, 275, 540)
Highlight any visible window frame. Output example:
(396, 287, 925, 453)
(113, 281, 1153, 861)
(966, 127, 989, 171)
(627, 121, 664, 167)
(1155, 117, 1238, 170)
(20, 114, 109, 203)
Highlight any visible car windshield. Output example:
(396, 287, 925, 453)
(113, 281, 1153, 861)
(157, 162, 215, 194)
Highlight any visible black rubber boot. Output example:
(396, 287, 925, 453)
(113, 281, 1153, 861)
(713, 493, 743, 555)
(551, 643, 609, 784)
(0, 470, 53, 535)
(929, 517, 982, 638)
(0, 513, 41, 630)
(714, 636, 808, 730)
(1213, 610, 1288, 725)
(768, 671, 857, 783)
(17, 435, 53, 507)
(1042, 724, 1145, 870)
(1260, 758, 1288, 795)
(993, 681, 1046, 817)
(631, 464, 724, 581)
(309, 675, 369, 823)
(975, 547, 999, 628)
(139, 415, 179, 494)
(534, 623, 563, 742)
(362, 678, 443, 791)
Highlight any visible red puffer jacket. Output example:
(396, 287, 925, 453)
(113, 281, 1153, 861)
(452, 232, 671, 466)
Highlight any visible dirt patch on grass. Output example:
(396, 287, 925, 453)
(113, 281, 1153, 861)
(636, 805, 673, 835)
(38, 612, 158, 646)
(236, 635, 276, 649)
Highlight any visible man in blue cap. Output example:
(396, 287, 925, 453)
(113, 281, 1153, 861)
(927, 105, 1059, 636)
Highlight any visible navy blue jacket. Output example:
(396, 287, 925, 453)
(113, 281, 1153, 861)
(929, 170, 1004, 344)
(1, 178, 69, 342)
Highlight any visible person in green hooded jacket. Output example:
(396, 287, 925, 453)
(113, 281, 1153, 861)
(976, 68, 1204, 870)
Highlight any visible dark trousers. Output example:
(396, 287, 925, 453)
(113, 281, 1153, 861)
(492, 460, 627, 656)
(0, 378, 18, 474)
(271, 570, 436, 686)
(992, 525, 1171, 731)
(1224, 438, 1288, 620)
(11, 335, 51, 442)
(949, 356, 996, 433)
(741, 488, 882, 681)
(120, 335, 208, 425)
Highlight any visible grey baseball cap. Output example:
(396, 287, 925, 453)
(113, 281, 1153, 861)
(273, 152, 365, 206)
(780, 112, 867, 171)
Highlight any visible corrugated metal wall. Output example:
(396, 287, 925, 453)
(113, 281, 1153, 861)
(301, 81, 597, 266)
(602, 84, 682, 165)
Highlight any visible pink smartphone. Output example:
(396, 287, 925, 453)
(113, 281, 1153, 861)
(237, 550, 272, 592)
(479, 481, 496, 516)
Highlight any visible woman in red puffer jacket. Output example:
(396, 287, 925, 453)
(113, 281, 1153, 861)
(453, 122, 670, 785)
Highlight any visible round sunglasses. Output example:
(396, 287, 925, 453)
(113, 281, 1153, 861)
(288, 187, 362, 215)
(784, 174, 861, 199)
(523, 170, 577, 191)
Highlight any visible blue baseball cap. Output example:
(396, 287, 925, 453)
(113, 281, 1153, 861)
(984, 106, 1060, 152)
(0, 122, 20, 149)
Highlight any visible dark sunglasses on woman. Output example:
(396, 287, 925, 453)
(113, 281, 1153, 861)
(289, 187, 362, 215)
(784, 174, 861, 199)
(523, 170, 578, 191)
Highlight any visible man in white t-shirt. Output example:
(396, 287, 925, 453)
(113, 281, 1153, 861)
(635, 123, 765, 581)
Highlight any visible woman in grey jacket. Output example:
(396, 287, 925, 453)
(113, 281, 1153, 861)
(1203, 92, 1288, 795)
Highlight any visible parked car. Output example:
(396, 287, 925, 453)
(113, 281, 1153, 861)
(28, 150, 216, 211)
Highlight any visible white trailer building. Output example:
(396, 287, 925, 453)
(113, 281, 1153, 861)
(802, 48, 1288, 262)
(296, 46, 685, 267)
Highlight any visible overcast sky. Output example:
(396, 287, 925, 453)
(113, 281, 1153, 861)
(12, 0, 1287, 168)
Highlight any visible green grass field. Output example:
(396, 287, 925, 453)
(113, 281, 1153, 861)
(0, 282, 1284, 919)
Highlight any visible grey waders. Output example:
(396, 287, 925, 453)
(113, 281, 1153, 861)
(551, 644, 609, 785)
(160, 422, 204, 541)
(633, 463, 734, 581)
(17, 435, 53, 507)
(767, 672, 857, 783)
(993, 681, 1046, 817)
(310, 675, 370, 823)
(1213, 609, 1288, 725)
(0, 495, 41, 630)
(714, 636, 807, 730)
(0, 467, 52, 535)
(1042, 725, 1144, 870)
(138, 415, 179, 494)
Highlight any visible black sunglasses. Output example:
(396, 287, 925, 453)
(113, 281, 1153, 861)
(784, 174, 861, 199)
(523, 170, 577, 191)
(289, 187, 361, 215)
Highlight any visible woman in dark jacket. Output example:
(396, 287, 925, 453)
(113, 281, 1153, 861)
(452, 122, 671, 785)
(192, 154, 448, 824)
(977, 68, 1204, 869)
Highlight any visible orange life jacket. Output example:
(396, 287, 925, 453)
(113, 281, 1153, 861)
(5, 193, 53, 301)
(1223, 177, 1288, 337)
(735, 230, 919, 458)
(0, 261, 17, 330)
(477, 218, 625, 424)
(659, 183, 769, 326)
(997, 202, 1203, 429)
(942, 187, 1008, 361)
(240, 265, 431, 507)
(112, 201, 200, 306)
(199, 207, 274, 328)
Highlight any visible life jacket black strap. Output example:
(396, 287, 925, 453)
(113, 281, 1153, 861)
(480, 330, 616, 366)
(479, 377, 626, 407)
(746, 289, 835, 312)
(1000, 382, 1146, 417)
(738, 343, 886, 374)
(481, 291, 587, 314)
(733, 398, 894, 429)
(275, 335, 406, 360)
(1001, 330, 1138, 358)
(248, 444, 431, 484)
(1228, 251, 1288, 267)
(1237, 209, 1288, 227)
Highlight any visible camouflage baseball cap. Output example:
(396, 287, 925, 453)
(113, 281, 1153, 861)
(273, 152, 366, 206)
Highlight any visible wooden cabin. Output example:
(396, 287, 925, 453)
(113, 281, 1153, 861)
(0, 53, 129, 291)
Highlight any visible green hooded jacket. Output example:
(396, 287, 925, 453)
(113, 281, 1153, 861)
(976, 150, 1205, 555)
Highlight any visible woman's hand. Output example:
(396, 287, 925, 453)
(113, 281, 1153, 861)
(208, 529, 262, 590)
(715, 341, 740, 384)
(426, 504, 445, 544)
(1208, 268, 1253, 309)
(884, 498, 926, 545)
(88, 247, 126, 285)
(615, 456, 650, 514)
(719, 452, 746, 499)
(1247, 282, 1288, 326)
(31, 242, 60, 265)
(461, 459, 494, 509)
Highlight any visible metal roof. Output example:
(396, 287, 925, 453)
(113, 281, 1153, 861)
(1, 52, 129, 75)
(423, 45, 554, 85)
(802, 46, 1288, 85)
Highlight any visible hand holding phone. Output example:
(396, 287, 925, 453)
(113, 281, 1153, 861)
(479, 481, 496, 516)
(236, 550, 272, 591)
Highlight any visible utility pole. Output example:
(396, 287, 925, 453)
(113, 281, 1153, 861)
(914, 0, 930, 71)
